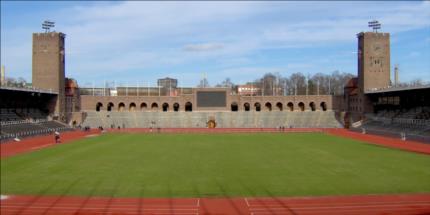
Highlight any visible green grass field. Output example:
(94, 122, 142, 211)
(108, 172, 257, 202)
(1, 132, 430, 198)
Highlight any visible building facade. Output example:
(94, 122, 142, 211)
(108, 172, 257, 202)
(29, 28, 400, 127)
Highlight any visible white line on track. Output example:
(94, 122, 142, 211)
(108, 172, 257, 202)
(1, 200, 201, 207)
(250, 209, 430, 215)
(85, 134, 100, 138)
(30, 144, 52, 150)
(0, 209, 198, 215)
(1, 203, 199, 208)
(249, 203, 430, 210)
(1, 205, 198, 210)
(244, 198, 250, 206)
(246, 200, 430, 207)
(0, 195, 8, 200)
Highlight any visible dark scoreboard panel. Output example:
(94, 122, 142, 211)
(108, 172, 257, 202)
(196, 91, 227, 107)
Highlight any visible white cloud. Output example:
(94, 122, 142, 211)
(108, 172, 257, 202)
(407, 51, 421, 58)
(183, 43, 224, 52)
(263, 2, 430, 44)
(1, 1, 429, 84)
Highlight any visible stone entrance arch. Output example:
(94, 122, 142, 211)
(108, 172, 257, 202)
(185, 102, 193, 112)
(162, 103, 169, 112)
(298, 102, 305, 111)
(276, 102, 283, 111)
(151, 103, 158, 111)
(231, 102, 238, 111)
(129, 103, 136, 111)
(254, 103, 261, 112)
(207, 119, 217, 128)
(244, 103, 250, 111)
(287, 102, 294, 111)
(265, 102, 272, 111)
(107, 102, 114, 112)
(309, 102, 316, 111)
(118, 103, 125, 112)
(140, 103, 147, 111)
(320, 102, 327, 111)
(96, 102, 103, 112)
(173, 103, 180, 112)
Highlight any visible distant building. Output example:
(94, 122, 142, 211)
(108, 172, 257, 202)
(237, 84, 260, 96)
(65, 78, 80, 113)
(157, 77, 178, 96)
(157, 77, 177, 89)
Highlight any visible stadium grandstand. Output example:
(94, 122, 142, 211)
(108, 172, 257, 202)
(0, 26, 429, 143)
(0, 86, 72, 141)
(349, 85, 430, 142)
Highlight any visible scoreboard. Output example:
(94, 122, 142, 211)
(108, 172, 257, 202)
(196, 91, 227, 108)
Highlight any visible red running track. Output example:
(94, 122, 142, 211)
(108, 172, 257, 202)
(1, 130, 101, 158)
(1, 193, 430, 215)
(327, 128, 430, 155)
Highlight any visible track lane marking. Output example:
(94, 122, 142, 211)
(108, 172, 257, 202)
(244, 197, 250, 207)
(245, 200, 430, 207)
(1, 209, 198, 215)
(30, 144, 52, 150)
(1, 206, 198, 210)
(248, 202, 430, 210)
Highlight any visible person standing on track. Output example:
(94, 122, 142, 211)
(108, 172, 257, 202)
(54, 131, 60, 144)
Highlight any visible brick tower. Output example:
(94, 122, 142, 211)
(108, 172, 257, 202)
(357, 32, 391, 92)
(32, 32, 66, 119)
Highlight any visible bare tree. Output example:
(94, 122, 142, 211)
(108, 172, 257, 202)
(261, 73, 277, 96)
(409, 79, 425, 87)
(5, 77, 29, 88)
(197, 78, 210, 88)
(231, 70, 356, 96)
(17, 77, 27, 87)
(289, 72, 306, 95)
(216, 78, 234, 88)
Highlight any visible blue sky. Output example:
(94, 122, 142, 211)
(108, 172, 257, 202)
(1, 1, 429, 87)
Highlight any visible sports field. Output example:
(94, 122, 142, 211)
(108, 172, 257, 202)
(1, 132, 430, 198)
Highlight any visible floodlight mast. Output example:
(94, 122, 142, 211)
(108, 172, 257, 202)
(42, 20, 55, 33)
(368, 20, 381, 33)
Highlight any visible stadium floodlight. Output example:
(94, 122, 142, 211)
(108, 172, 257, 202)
(368, 20, 381, 33)
(42, 20, 55, 33)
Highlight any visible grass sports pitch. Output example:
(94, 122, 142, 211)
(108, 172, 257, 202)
(2, 132, 430, 198)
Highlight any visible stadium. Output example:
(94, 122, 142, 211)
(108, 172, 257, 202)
(1, 11, 430, 215)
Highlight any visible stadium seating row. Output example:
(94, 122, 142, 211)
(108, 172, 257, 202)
(376, 107, 430, 120)
(353, 113, 430, 143)
(0, 108, 49, 121)
(80, 111, 343, 129)
(0, 121, 73, 142)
